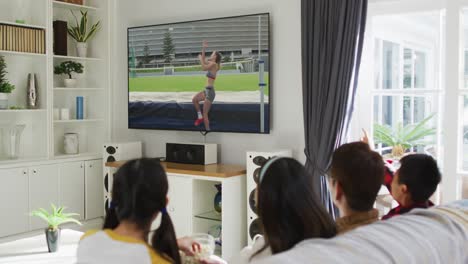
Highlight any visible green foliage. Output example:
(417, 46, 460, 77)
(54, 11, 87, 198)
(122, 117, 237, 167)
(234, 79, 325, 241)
(68, 10, 101, 42)
(0, 55, 15, 93)
(163, 30, 175, 63)
(373, 113, 437, 156)
(141, 41, 152, 65)
(31, 204, 81, 230)
(54, 61, 84, 79)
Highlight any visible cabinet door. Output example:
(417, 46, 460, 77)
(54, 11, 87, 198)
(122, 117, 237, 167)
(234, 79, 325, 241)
(0, 168, 29, 237)
(59, 161, 85, 221)
(85, 159, 104, 219)
(163, 175, 193, 237)
(29, 164, 59, 230)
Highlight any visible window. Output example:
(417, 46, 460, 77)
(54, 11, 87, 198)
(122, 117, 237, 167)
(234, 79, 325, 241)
(372, 35, 440, 157)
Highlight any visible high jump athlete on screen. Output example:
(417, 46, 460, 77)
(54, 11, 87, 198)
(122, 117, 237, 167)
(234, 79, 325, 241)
(192, 40, 221, 131)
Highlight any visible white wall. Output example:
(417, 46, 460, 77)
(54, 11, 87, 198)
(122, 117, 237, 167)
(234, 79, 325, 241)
(111, 0, 304, 165)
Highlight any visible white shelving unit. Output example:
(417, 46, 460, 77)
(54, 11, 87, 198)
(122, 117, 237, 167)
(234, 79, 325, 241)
(0, 0, 110, 167)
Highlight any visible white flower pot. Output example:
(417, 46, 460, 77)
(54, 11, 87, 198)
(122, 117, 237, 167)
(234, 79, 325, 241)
(76, 42, 88, 58)
(0, 93, 8, 109)
(64, 79, 77, 88)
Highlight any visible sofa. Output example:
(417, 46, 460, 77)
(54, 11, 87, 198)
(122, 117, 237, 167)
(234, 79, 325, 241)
(253, 200, 468, 264)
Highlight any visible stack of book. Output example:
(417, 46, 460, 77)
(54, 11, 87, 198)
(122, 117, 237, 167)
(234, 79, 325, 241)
(0, 24, 46, 54)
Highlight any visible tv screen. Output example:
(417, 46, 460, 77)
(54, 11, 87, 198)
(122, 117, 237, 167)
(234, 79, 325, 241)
(128, 13, 270, 133)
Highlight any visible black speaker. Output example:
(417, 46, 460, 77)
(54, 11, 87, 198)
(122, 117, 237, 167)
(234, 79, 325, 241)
(166, 143, 217, 165)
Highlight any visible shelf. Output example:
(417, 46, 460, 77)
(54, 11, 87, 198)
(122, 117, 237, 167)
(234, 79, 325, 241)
(194, 211, 221, 222)
(0, 109, 47, 113)
(0, 50, 46, 57)
(52, 1, 99, 11)
(53, 152, 101, 160)
(0, 156, 48, 166)
(53, 55, 102, 62)
(54, 119, 104, 124)
(0, 21, 46, 30)
(54, 87, 104, 91)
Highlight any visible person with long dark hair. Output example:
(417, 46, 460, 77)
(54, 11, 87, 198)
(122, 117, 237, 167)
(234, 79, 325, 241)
(218, 157, 336, 264)
(192, 40, 222, 131)
(77, 158, 200, 264)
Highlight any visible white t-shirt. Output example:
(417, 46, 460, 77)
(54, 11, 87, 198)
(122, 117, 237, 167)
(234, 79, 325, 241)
(230, 235, 272, 264)
(76, 229, 170, 264)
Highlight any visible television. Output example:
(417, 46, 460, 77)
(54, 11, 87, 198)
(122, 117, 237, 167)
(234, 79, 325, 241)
(128, 13, 270, 134)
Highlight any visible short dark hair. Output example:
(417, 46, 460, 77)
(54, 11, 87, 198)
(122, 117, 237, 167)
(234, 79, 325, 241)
(398, 154, 441, 203)
(330, 142, 385, 211)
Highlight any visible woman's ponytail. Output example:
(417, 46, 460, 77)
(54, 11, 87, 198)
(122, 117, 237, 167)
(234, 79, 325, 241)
(151, 210, 181, 264)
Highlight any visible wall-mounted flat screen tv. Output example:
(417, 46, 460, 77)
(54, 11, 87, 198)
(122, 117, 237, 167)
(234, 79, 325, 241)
(128, 13, 270, 133)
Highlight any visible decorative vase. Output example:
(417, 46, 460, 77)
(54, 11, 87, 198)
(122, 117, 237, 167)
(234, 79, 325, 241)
(64, 133, 79, 154)
(0, 93, 8, 109)
(45, 228, 61, 253)
(214, 184, 222, 213)
(27, 73, 38, 109)
(1, 124, 26, 159)
(76, 42, 87, 57)
(64, 79, 77, 88)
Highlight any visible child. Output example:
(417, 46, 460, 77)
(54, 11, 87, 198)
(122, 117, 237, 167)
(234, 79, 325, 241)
(382, 154, 441, 220)
(328, 142, 385, 233)
(77, 158, 200, 264)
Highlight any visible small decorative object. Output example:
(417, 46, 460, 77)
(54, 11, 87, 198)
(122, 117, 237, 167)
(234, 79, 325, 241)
(0, 55, 15, 109)
(31, 204, 81, 253)
(60, 108, 70, 120)
(26, 73, 38, 109)
(54, 61, 83, 88)
(53, 108, 60, 120)
(64, 133, 79, 154)
(373, 113, 436, 158)
(0, 124, 25, 159)
(14, 0, 28, 24)
(76, 96, 84, 119)
(214, 184, 222, 214)
(53, 21, 68, 56)
(68, 11, 101, 57)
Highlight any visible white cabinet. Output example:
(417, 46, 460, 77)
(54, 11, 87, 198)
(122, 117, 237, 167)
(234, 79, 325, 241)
(167, 175, 193, 237)
(29, 164, 59, 230)
(0, 168, 29, 237)
(85, 159, 104, 220)
(59, 161, 85, 221)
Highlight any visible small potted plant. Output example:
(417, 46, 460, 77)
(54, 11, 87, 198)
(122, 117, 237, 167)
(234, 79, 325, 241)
(373, 114, 436, 159)
(0, 55, 15, 109)
(68, 10, 101, 57)
(54, 61, 84, 88)
(31, 204, 81, 253)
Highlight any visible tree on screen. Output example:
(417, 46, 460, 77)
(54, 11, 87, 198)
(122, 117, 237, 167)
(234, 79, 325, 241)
(163, 30, 175, 64)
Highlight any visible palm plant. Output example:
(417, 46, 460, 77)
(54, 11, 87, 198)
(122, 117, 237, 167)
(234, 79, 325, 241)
(68, 10, 100, 43)
(31, 204, 81, 230)
(373, 113, 437, 158)
(0, 55, 15, 93)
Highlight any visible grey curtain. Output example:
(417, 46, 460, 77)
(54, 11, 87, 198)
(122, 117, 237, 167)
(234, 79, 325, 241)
(301, 0, 368, 217)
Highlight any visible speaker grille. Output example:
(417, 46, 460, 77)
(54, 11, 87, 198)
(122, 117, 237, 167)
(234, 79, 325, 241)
(249, 218, 262, 239)
(107, 156, 116, 163)
(249, 189, 257, 214)
(106, 146, 116, 155)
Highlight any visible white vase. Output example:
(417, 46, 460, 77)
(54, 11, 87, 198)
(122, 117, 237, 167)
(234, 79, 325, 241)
(64, 79, 77, 88)
(76, 42, 88, 57)
(64, 133, 79, 154)
(0, 93, 8, 109)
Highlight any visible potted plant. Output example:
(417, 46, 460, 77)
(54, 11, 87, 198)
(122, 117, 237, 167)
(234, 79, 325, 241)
(68, 10, 101, 57)
(373, 114, 437, 158)
(31, 204, 81, 253)
(0, 55, 15, 109)
(54, 61, 84, 87)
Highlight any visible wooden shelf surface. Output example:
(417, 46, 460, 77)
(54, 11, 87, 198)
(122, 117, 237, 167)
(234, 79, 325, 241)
(106, 161, 246, 178)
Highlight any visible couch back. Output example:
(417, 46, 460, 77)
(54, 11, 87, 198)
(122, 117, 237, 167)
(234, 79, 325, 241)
(253, 200, 468, 264)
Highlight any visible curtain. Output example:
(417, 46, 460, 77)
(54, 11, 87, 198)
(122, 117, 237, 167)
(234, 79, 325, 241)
(301, 0, 368, 217)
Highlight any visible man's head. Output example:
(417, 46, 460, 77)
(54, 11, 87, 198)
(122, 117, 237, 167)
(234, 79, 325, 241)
(329, 142, 385, 216)
(391, 154, 441, 206)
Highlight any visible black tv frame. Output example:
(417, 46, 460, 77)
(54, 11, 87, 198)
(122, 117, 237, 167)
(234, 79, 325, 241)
(127, 13, 271, 134)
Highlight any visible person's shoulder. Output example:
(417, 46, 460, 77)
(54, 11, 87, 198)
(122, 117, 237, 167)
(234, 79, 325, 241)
(80, 229, 100, 241)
